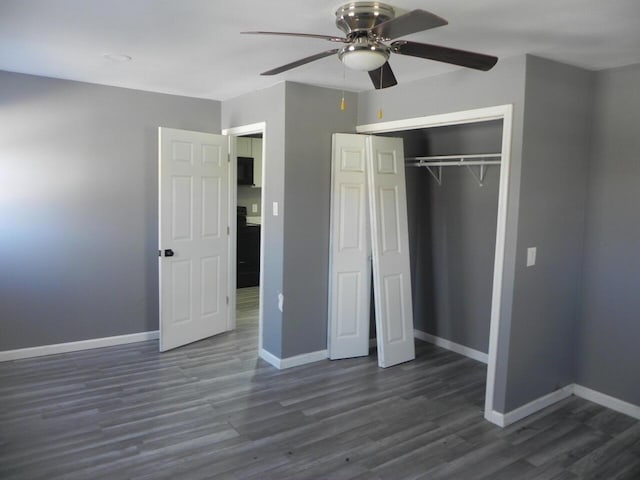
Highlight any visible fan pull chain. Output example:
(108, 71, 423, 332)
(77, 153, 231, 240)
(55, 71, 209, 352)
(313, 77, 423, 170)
(378, 65, 384, 119)
(340, 64, 346, 111)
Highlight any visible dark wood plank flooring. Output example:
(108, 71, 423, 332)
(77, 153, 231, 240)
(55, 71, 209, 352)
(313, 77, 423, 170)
(1, 286, 639, 479)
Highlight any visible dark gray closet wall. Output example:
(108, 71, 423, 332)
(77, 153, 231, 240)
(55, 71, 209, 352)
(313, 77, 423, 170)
(385, 121, 502, 354)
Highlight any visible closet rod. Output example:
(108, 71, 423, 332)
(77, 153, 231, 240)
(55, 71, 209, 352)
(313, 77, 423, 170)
(406, 153, 501, 163)
(406, 153, 502, 187)
(409, 160, 501, 167)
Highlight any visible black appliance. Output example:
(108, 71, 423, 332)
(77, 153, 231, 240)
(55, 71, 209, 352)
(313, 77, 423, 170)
(237, 205, 247, 228)
(236, 206, 260, 288)
(237, 157, 254, 186)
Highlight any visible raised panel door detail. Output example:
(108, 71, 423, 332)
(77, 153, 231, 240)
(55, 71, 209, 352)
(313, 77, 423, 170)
(368, 135, 414, 368)
(341, 148, 366, 172)
(383, 274, 406, 343)
(336, 272, 362, 337)
(377, 151, 397, 174)
(172, 176, 192, 241)
(201, 176, 220, 238)
(202, 144, 222, 166)
(201, 256, 220, 316)
(172, 141, 193, 164)
(379, 186, 400, 254)
(171, 260, 192, 325)
(328, 133, 370, 360)
(339, 184, 364, 251)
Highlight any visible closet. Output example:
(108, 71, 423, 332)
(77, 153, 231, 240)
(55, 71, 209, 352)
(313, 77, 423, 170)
(328, 120, 503, 368)
(383, 119, 503, 358)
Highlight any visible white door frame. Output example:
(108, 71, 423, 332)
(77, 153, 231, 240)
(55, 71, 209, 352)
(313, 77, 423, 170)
(222, 122, 267, 352)
(357, 104, 513, 426)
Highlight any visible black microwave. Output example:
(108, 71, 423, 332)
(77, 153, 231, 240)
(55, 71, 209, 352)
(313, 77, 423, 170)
(237, 157, 254, 186)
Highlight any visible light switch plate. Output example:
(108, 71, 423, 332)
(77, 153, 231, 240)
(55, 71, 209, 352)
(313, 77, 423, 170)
(527, 247, 537, 267)
(272, 202, 278, 216)
(252, 203, 258, 213)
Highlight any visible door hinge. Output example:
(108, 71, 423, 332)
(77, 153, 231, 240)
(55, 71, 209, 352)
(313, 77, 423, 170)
(226, 296, 229, 305)
(227, 226, 230, 235)
(228, 153, 231, 162)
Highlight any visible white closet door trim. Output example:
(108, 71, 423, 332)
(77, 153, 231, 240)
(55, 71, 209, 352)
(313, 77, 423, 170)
(356, 105, 510, 133)
(357, 104, 514, 426)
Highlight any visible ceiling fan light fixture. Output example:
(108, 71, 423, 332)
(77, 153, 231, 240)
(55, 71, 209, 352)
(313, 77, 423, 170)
(246, 2, 497, 87)
(339, 44, 389, 71)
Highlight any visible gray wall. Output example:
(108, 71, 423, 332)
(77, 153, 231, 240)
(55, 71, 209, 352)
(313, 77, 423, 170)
(282, 82, 358, 358)
(577, 64, 640, 406)
(223, 82, 357, 359)
(504, 57, 593, 410)
(222, 83, 286, 357)
(358, 55, 527, 413)
(392, 122, 502, 354)
(0, 70, 220, 350)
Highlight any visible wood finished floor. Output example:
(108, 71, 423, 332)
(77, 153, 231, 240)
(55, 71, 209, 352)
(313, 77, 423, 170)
(1, 286, 639, 479)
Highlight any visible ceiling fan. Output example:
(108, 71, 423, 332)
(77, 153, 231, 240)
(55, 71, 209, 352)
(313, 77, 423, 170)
(242, 2, 498, 89)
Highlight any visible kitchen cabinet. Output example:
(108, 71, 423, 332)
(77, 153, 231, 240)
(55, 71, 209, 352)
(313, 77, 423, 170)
(251, 138, 262, 188)
(236, 137, 252, 157)
(237, 224, 260, 288)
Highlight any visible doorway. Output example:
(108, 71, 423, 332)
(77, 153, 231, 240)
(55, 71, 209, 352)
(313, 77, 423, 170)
(222, 122, 267, 353)
(357, 105, 513, 426)
(236, 133, 262, 342)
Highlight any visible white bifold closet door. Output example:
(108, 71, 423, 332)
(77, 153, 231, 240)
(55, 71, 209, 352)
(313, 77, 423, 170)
(328, 134, 371, 359)
(328, 133, 415, 368)
(367, 135, 415, 368)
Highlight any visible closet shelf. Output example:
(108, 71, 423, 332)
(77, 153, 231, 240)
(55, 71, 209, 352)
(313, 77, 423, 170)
(406, 153, 501, 187)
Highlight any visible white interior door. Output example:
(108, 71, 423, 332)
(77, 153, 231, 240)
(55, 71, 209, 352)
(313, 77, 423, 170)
(367, 135, 416, 368)
(328, 134, 371, 359)
(158, 127, 230, 352)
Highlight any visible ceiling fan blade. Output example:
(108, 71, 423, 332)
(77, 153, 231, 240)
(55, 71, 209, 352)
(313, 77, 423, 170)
(260, 49, 340, 76)
(392, 41, 498, 71)
(368, 62, 398, 89)
(242, 31, 348, 43)
(371, 10, 448, 40)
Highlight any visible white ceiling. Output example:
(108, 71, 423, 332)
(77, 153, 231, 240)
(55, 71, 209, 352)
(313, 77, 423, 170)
(1, 0, 639, 101)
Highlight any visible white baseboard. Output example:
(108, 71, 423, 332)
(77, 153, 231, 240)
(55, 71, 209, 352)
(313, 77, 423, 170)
(0, 331, 159, 362)
(574, 384, 640, 420)
(414, 329, 488, 364)
(258, 348, 283, 369)
(484, 409, 507, 427)
(486, 384, 574, 427)
(486, 383, 640, 428)
(259, 348, 328, 370)
(280, 349, 328, 369)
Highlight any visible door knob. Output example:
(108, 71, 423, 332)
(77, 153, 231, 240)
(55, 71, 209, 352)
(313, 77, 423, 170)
(164, 249, 175, 257)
